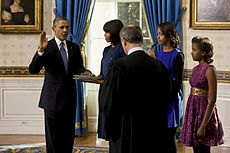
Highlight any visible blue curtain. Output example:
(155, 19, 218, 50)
(143, 0, 181, 52)
(55, 0, 95, 136)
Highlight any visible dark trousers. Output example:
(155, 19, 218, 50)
(193, 144, 210, 153)
(44, 104, 76, 153)
(168, 127, 177, 153)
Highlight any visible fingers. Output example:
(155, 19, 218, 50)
(81, 71, 92, 76)
(197, 130, 206, 137)
(38, 31, 48, 52)
(40, 31, 46, 41)
(147, 50, 152, 55)
(147, 49, 156, 58)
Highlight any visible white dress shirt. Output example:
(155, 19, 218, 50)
(127, 47, 144, 55)
(54, 36, 68, 60)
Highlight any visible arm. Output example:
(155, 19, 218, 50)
(1, 10, 12, 23)
(174, 52, 184, 93)
(197, 66, 217, 137)
(29, 31, 48, 74)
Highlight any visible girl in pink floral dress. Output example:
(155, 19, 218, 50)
(179, 36, 224, 153)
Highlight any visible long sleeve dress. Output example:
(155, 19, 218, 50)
(97, 44, 126, 139)
(156, 49, 184, 128)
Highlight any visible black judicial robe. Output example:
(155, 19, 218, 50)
(101, 50, 175, 153)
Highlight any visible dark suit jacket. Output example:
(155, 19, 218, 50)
(29, 38, 86, 111)
(101, 50, 175, 153)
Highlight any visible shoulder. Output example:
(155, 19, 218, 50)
(206, 65, 216, 74)
(116, 44, 123, 50)
(102, 45, 112, 54)
(66, 40, 79, 47)
(175, 51, 184, 61)
(205, 65, 217, 81)
(4, 7, 11, 13)
(114, 55, 129, 66)
(47, 38, 57, 48)
(66, 40, 81, 51)
(115, 44, 126, 56)
(104, 45, 112, 50)
(172, 49, 182, 55)
(176, 49, 184, 56)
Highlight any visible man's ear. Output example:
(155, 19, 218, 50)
(52, 26, 55, 32)
(121, 37, 127, 46)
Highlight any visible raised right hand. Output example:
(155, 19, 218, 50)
(38, 31, 48, 53)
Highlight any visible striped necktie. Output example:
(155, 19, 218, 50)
(60, 42, 68, 72)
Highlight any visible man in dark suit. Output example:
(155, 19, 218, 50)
(101, 25, 175, 153)
(29, 16, 91, 153)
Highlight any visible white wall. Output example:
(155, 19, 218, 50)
(0, 78, 44, 134)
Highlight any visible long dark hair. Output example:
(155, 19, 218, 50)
(158, 22, 180, 48)
(103, 19, 124, 46)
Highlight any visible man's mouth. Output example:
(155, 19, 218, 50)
(63, 34, 68, 37)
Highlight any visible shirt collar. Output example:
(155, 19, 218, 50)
(128, 47, 143, 55)
(54, 36, 67, 48)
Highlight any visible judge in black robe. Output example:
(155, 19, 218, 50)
(100, 25, 175, 153)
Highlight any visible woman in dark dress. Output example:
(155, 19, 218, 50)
(1, 0, 33, 25)
(93, 19, 126, 139)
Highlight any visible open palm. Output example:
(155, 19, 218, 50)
(39, 31, 48, 52)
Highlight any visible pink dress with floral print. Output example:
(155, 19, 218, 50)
(179, 64, 224, 147)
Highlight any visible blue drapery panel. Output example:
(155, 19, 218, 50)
(75, 80, 87, 135)
(55, 0, 95, 136)
(56, 0, 92, 45)
(143, 0, 181, 52)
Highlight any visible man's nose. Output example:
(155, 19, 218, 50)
(63, 27, 68, 31)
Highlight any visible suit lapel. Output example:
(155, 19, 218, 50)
(66, 41, 73, 73)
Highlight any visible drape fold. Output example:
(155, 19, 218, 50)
(55, 0, 95, 136)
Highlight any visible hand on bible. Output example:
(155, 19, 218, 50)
(87, 75, 104, 84)
(38, 31, 48, 53)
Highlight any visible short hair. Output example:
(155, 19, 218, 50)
(158, 22, 180, 48)
(103, 19, 124, 45)
(192, 36, 214, 63)
(53, 16, 68, 27)
(120, 25, 143, 44)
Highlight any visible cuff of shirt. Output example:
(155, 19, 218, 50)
(37, 51, 44, 56)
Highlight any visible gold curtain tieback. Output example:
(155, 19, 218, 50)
(190, 87, 208, 97)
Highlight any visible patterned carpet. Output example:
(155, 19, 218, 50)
(0, 144, 109, 153)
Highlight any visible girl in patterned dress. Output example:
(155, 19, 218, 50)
(179, 36, 224, 153)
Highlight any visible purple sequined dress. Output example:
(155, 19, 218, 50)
(179, 64, 224, 147)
